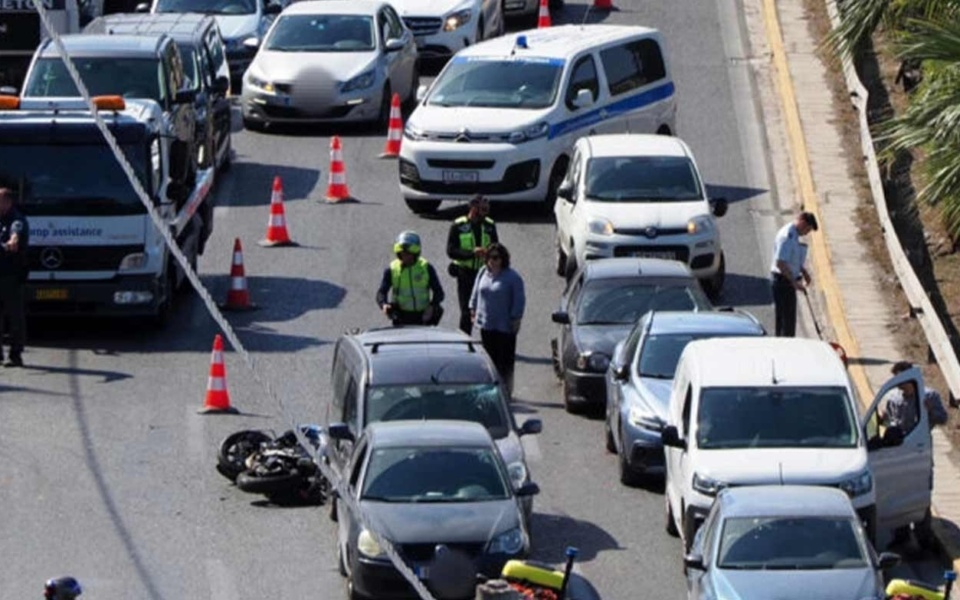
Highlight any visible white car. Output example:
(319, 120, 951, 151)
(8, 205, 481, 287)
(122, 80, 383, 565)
(554, 134, 727, 299)
(661, 337, 933, 552)
(389, 0, 504, 60)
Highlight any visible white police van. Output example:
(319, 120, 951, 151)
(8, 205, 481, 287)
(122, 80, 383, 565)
(398, 25, 676, 214)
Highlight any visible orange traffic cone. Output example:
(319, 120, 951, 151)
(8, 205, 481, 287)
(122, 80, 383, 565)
(219, 238, 257, 311)
(593, 0, 613, 9)
(537, 0, 551, 28)
(379, 93, 403, 159)
(258, 175, 297, 247)
(326, 135, 354, 203)
(198, 334, 239, 414)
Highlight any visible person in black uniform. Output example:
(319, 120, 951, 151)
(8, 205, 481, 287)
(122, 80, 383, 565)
(0, 187, 28, 367)
(446, 195, 499, 334)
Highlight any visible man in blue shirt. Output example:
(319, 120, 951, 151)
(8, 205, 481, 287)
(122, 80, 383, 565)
(770, 211, 818, 337)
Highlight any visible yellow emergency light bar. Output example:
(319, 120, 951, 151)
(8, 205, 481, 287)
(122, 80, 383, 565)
(0, 95, 20, 110)
(92, 95, 125, 111)
(0, 95, 125, 111)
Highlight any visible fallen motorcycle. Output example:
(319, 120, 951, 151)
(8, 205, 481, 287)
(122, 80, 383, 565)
(216, 425, 330, 506)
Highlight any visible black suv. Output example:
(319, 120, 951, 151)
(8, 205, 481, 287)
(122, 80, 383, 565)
(83, 13, 233, 173)
(20, 33, 199, 203)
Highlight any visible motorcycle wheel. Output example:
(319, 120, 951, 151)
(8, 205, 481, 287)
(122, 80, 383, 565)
(236, 469, 303, 495)
(217, 430, 273, 482)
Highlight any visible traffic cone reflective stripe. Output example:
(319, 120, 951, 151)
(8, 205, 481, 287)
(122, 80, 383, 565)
(326, 135, 354, 203)
(538, 0, 551, 28)
(380, 93, 403, 159)
(199, 334, 238, 414)
(220, 238, 257, 311)
(259, 175, 297, 247)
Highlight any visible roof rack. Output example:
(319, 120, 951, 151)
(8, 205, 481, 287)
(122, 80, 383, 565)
(366, 339, 478, 354)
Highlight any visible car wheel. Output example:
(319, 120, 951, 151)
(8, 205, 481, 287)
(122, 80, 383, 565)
(555, 235, 567, 276)
(404, 198, 441, 214)
(618, 442, 640, 487)
(914, 508, 936, 549)
(544, 157, 569, 213)
(701, 252, 725, 302)
(604, 419, 616, 453)
(665, 496, 679, 537)
(329, 494, 338, 522)
(218, 134, 232, 173)
(374, 85, 392, 132)
(682, 511, 698, 553)
(242, 116, 265, 132)
(338, 542, 348, 577)
(563, 252, 577, 282)
(656, 124, 673, 136)
(562, 377, 585, 415)
(405, 63, 420, 110)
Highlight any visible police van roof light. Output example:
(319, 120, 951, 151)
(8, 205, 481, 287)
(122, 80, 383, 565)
(93, 95, 125, 111)
(0, 95, 20, 110)
(515, 35, 528, 49)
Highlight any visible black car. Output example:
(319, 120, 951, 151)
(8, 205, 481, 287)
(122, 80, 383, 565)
(83, 13, 232, 173)
(551, 258, 712, 414)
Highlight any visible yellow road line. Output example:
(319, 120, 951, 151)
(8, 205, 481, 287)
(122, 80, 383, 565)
(760, 0, 874, 407)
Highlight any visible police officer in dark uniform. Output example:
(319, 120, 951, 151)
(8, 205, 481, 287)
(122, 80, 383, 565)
(446, 195, 498, 334)
(0, 187, 28, 367)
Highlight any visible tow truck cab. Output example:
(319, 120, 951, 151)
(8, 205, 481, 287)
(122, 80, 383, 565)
(0, 0, 82, 91)
(0, 94, 213, 320)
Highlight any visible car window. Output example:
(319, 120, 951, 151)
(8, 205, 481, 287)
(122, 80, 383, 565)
(565, 54, 599, 110)
(718, 517, 868, 570)
(638, 332, 760, 380)
(177, 44, 201, 91)
(599, 38, 666, 97)
(25, 57, 164, 103)
(266, 14, 374, 52)
(342, 374, 358, 425)
(563, 148, 583, 190)
(362, 447, 510, 502)
(575, 278, 706, 325)
(620, 321, 644, 365)
(365, 384, 510, 439)
(428, 56, 563, 110)
(383, 5, 404, 40)
(165, 42, 185, 94)
(681, 385, 692, 436)
(205, 29, 227, 75)
(697, 386, 858, 449)
(155, 0, 255, 15)
(348, 440, 368, 488)
(585, 156, 702, 202)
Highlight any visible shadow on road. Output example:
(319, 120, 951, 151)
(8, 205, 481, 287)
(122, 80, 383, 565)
(529, 512, 622, 563)
(214, 161, 321, 206)
(713, 272, 772, 308)
(705, 183, 768, 204)
(205, 275, 347, 322)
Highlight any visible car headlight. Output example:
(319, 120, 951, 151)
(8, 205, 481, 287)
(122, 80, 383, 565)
(692, 472, 726, 497)
(687, 215, 714, 235)
(587, 219, 615, 236)
(576, 352, 610, 373)
(507, 461, 527, 488)
(628, 406, 664, 431)
(341, 70, 376, 93)
(487, 527, 525, 555)
(246, 73, 274, 94)
(443, 8, 472, 31)
(838, 470, 872, 498)
(404, 122, 426, 141)
(357, 529, 386, 558)
(118, 252, 146, 271)
(507, 122, 549, 144)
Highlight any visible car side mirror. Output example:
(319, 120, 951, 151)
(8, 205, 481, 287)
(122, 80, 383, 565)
(516, 482, 540, 497)
(877, 552, 901, 570)
(613, 364, 629, 381)
(683, 553, 705, 571)
(661, 425, 686, 450)
(211, 75, 230, 94)
(711, 197, 728, 218)
(519, 419, 542, 436)
(556, 181, 573, 201)
(384, 38, 404, 52)
(0, 86, 17, 95)
(551, 311, 570, 325)
(263, 2, 281, 14)
(572, 88, 593, 109)
(243, 37, 260, 50)
(327, 422, 355, 443)
(415, 84, 427, 103)
(174, 88, 197, 104)
(135, 2, 149, 11)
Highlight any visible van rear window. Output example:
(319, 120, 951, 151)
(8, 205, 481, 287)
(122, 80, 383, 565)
(599, 38, 666, 97)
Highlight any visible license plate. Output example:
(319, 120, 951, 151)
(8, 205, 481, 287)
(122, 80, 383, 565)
(415, 565, 429, 579)
(633, 251, 676, 260)
(442, 170, 478, 184)
(35, 288, 69, 301)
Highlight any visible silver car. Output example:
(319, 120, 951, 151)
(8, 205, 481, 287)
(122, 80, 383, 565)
(685, 485, 901, 600)
(240, 0, 419, 130)
(605, 310, 764, 485)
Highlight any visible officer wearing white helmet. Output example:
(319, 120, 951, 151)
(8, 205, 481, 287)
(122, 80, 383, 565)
(376, 231, 445, 325)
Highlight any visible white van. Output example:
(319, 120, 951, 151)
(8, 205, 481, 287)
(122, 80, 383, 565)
(661, 337, 932, 552)
(398, 25, 677, 214)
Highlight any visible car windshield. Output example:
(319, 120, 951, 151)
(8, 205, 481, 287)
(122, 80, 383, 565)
(638, 332, 760, 379)
(0, 144, 149, 216)
(365, 384, 510, 440)
(265, 15, 374, 52)
(585, 156, 702, 202)
(24, 57, 164, 103)
(428, 57, 563, 109)
(576, 278, 709, 325)
(362, 447, 510, 503)
(155, 0, 255, 15)
(696, 387, 858, 449)
(718, 516, 869, 570)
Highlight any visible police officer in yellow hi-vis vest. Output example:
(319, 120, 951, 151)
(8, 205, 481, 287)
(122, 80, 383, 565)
(377, 230, 445, 326)
(446, 195, 498, 334)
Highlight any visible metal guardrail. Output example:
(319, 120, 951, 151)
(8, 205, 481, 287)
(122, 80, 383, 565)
(824, 0, 960, 403)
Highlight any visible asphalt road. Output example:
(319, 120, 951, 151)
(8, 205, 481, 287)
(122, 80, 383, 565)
(0, 0, 948, 598)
